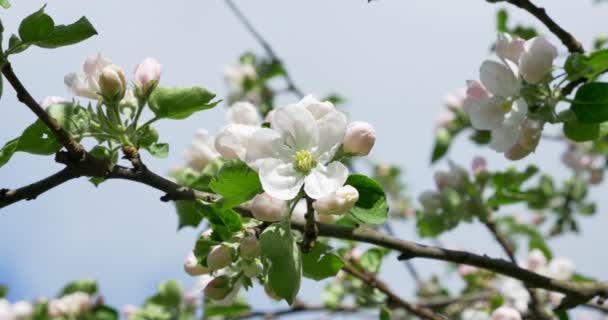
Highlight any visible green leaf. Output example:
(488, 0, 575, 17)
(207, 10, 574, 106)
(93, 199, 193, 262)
(359, 248, 387, 273)
(135, 126, 159, 147)
(0, 285, 7, 298)
(60, 279, 98, 296)
(145, 142, 169, 158)
(496, 9, 508, 32)
(260, 222, 302, 304)
(380, 306, 391, 320)
(302, 242, 344, 280)
(146, 280, 182, 309)
(195, 201, 242, 240)
(346, 174, 389, 224)
(18, 121, 62, 155)
(571, 82, 608, 123)
(204, 302, 251, 318)
(47, 103, 90, 135)
(91, 305, 119, 320)
(175, 200, 203, 229)
(19, 6, 54, 43)
(563, 121, 599, 141)
(35, 16, 97, 49)
(431, 128, 451, 163)
(210, 159, 262, 209)
(0, 138, 19, 168)
(0, 0, 10, 9)
(148, 86, 220, 119)
(565, 49, 608, 81)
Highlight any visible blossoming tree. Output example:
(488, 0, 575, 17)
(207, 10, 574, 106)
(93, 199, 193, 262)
(1, 0, 608, 319)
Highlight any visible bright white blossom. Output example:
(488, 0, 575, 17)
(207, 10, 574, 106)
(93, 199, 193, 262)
(547, 257, 575, 281)
(215, 102, 262, 160)
(496, 278, 530, 313)
(462, 309, 490, 320)
(225, 102, 260, 126)
(525, 249, 547, 273)
(65, 53, 112, 100)
(133, 57, 161, 94)
(11, 301, 32, 320)
(185, 129, 221, 171)
(491, 306, 521, 320)
(250, 192, 288, 222)
(48, 292, 91, 317)
(343, 121, 376, 156)
(245, 95, 349, 200)
(313, 185, 359, 215)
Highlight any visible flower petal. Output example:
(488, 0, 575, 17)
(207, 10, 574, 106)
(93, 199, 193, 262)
(271, 104, 318, 151)
(259, 158, 304, 200)
(215, 124, 258, 160)
(225, 102, 260, 126)
(490, 125, 520, 152)
(245, 128, 292, 170)
(503, 98, 528, 127)
(480, 60, 520, 97)
(314, 109, 347, 163)
(469, 96, 506, 131)
(496, 33, 525, 63)
(519, 37, 558, 84)
(304, 161, 349, 199)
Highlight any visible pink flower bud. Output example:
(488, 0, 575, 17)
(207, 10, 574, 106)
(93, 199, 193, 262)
(204, 276, 233, 301)
(98, 64, 127, 102)
(491, 306, 521, 320)
(458, 264, 478, 277)
(206, 245, 235, 271)
(526, 249, 547, 272)
(251, 193, 288, 222)
(184, 252, 210, 276)
(312, 185, 359, 215)
(343, 121, 376, 156)
(239, 235, 261, 260)
(40, 96, 66, 109)
(471, 156, 487, 175)
(134, 58, 161, 95)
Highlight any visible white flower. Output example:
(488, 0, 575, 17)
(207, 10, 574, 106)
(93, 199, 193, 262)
(491, 306, 521, 320)
(504, 119, 543, 160)
(496, 33, 526, 63)
(225, 102, 260, 126)
(525, 249, 547, 273)
(496, 278, 529, 313)
(245, 95, 348, 200)
(548, 257, 575, 281)
(250, 192, 288, 222)
(313, 185, 359, 215)
(519, 37, 558, 84)
(185, 129, 221, 171)
(12, 301, 33, 320)
(462, 309, 490, 320)
(343, 121, 376, 156)
(224, 64, 257, 91)
(184, 251, 210, 276)
(64, 53, 112, 100)
(0, 300, 13, 320)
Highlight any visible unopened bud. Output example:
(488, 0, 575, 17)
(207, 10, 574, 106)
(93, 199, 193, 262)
(251, 193, 288, 222)
(184, 252, 210, 276)
(239, 235, 261, 260)
(491, 306, 521, 320)
(206, 245, 235, 271)
(471, 156, 487, 175)
(99, 64, 127, 103)
(343, 121, 376, 156)
(313, 185, 359, 215)
(241, 259, 264, 278)
(134, 58, 161, 96)
(204, 276, 233, 301)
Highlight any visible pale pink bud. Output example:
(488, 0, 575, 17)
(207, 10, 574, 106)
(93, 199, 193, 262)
(239, 235, 261, 260)
(526, 249, 547, 272)
(40, 96, 66, 109)
(206, 245, 235, 271)
(204, 276, 233, 301)
(458, 264, 478, 276)
(343, 121, 376, 156)
(471, 156, 487, 175)
(98, 64, 127, 102)
(313, 185, 359, 215)
(184, 252, 210, 276)
(251, 193, 288, 222)
(134, 58, 161, 94)
(491, 306, 521, 320)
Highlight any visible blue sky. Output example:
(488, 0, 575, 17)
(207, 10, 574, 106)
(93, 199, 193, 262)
(1, 0, 607, 316)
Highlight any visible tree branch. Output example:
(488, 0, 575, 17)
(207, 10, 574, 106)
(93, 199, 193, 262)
(342, 263, 447, 320)
(0, 167, 79, 208)
(1, 63, 85, 158)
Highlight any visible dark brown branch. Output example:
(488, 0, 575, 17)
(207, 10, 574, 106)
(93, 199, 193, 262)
(0, 168, 79, 207)
(342, 263, 447, 320)
(300, 196, 318, 253)
(496, 0, 584, 53)
(224, 0, 305, 98)
(1, 63, 85, 158)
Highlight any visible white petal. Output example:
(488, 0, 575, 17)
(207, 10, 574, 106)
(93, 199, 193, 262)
(259, 159, 304, 200)
(480, 60, 520, 97)
(503, 98, 528, 127)
(225, 102, 260, 126)
(519, 37, 557, 84)
(496, 33, 525, 63)
(298, 95, 335, 120)
(469, 96, 506, 130)
(314, 109, 347, 163)
(215, 124, 258, 160)
(490, 126, 520, 152)
(245, 128, 292, 170)
(304, 162, 349, 199)
(271, 104, 318, 151)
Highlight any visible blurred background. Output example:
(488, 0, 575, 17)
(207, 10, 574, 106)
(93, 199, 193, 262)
(0, 0, 607, 316)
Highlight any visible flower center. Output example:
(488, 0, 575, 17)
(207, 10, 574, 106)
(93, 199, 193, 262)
(294, 150, 316, 175)
(501, 100, 513, 113)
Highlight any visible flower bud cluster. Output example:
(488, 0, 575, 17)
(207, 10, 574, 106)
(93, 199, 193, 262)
(0, 299, 33, 320)
(418, 161, 470, 213)
(562, 143, 604, 185)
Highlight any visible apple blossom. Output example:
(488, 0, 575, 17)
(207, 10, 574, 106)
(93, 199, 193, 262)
(461, 309, 490, 320)
(215, 124, 258, 160)
(525, 249, 547, 273)
(245, 95, 349, 200)
(12, 301, 33, 320)
(491, 306, 521, 320)
(98, 64, 127, 103)
(496, 33, 526, 63)
(504, 119, 543, 160)
(225, 102, 261, 126)
(518, 37, 558, 84)
(206, 245, 235, 271)
(312, 185, 359, 215)
(184, 129, 221, 171)
(250, 192, 288, 222)
(0, 300, 12, 320)
(548, 257, 575, 281)
(434, 162, 467, 190)
(204, 276, 233, 301)
(343, 121, 376, 156)
(496, 278, 529, 312)
(458, 264, 478, 277)
(65, 53, 112, 100)
(39, 96, 66, 109)
(239, 234, 261, 260)
(184, 252, 210, 276)
(133, 57, 161, 95)
(224, 63, 257, 91)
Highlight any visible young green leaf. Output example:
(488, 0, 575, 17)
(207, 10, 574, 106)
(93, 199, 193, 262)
(359, 248, 387, 273)
(210, 159, 262, 209)
(35, 16, 97, 49)
(18, 6, 54, 43)
(195, 201, 242, 240)
(0, 138, 19, 168)
(260, 222, 302, 305)
(0, 0, 10, 9)
(302, 242, 344, 280)
(18, 121, 62, 155)
(146, 280, 182, 309)
(175, 200, 203, 229)
(204, 301, 251, 318)
(565, 49, 608, 81)
(148, 86, 220, 119)
(346, 174, 389, 224)
(60, 279, 98, 296)
(563, 121, 599, 142)
(145, 142, 169, 158)
(571, 82, 608, 123)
